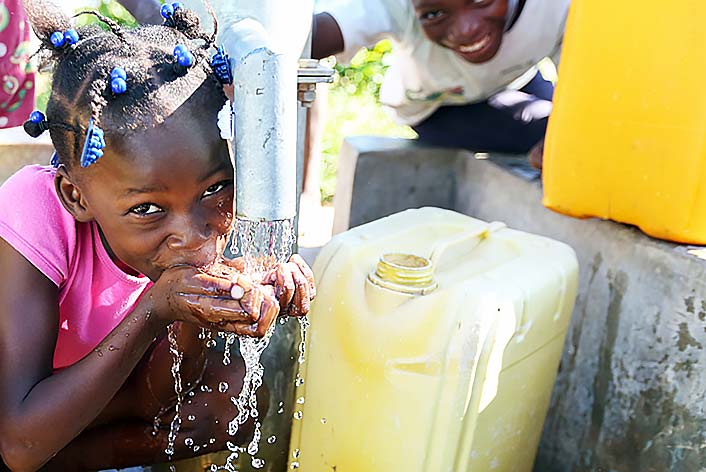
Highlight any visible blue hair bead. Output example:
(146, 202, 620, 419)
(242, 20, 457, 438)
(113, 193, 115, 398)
(111, 67, 127, 81)
(160, 3, 175, 19)
(177, 51, 194, 68)
(50, 31, 65, 48)
(173, 44, 189, 58)
(80, 120, 106, 168)
(211, 46, 233, 85)
(50, 152, 60, 168)
(64, 29, 79, 45)
(172, 2, 183, 11)
(111, 78, 127, 95)
(29, 110, 45, 124)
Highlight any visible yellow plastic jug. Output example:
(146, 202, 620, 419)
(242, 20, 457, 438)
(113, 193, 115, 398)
(543, 0, 706, 244)
(288, 208, 578, 472)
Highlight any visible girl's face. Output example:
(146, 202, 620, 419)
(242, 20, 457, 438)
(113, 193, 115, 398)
(413, 0, 508, 64)
(70, 95, 234, 282)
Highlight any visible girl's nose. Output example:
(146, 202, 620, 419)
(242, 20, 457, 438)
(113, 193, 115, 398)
(166, 213, 213, 252)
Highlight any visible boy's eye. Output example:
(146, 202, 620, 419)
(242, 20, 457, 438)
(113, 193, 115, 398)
(202, 180, 232, 198)
(129, 203, 163, 216)
(420, 9, 445, 21)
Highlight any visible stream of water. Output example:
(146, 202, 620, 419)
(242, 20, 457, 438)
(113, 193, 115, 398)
(162, 217, 303, 470)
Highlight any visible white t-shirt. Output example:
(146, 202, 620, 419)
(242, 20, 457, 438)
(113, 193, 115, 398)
(318, 0, 569, 125)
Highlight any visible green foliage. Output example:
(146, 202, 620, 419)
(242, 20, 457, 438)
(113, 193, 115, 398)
(334, 40, 393, 98)
(74, 0, 139, 29)
(319, 41, 416, 203)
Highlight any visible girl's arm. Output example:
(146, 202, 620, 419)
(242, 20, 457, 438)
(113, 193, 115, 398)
(0, 239, 259, 471)
(0, 239, 166, 471)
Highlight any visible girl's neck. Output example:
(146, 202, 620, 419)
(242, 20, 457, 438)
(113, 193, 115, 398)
(97, 225, 141, 277)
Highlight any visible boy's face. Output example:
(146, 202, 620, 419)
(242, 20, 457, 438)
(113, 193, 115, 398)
(71, 87, 234, 282)
(412, 0, 508, 64)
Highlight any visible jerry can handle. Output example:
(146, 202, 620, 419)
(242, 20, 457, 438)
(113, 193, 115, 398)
(429, 221, 506, 268)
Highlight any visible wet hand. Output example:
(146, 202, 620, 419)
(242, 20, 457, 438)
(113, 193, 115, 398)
(149, 266, 263, 331)
(219, 273, 280, 337)
(264, 254, 317, 317)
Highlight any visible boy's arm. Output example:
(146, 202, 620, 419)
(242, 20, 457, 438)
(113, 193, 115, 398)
(118, 0, 163, 25)
(312, 12, 344, 59)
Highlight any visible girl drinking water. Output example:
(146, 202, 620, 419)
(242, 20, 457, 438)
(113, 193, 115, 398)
(0, 1, 315, 470)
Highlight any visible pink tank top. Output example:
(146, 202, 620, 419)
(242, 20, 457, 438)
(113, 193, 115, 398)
(0, 165, 152, 369)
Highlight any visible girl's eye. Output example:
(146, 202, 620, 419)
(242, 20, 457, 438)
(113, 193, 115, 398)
(202, 180, 232, 198)
(420, 9, 445, 21)
(129, 203, 163, 216)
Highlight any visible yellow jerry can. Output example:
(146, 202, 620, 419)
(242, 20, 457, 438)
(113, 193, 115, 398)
(288, 208, 578, 471)
(543, 0, 706, 244)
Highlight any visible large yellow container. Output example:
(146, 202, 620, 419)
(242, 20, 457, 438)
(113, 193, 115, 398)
(288, 208, 578, 471)
(543, 0, 706, 244)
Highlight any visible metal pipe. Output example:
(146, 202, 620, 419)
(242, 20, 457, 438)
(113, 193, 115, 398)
(211, 2, 313, 222)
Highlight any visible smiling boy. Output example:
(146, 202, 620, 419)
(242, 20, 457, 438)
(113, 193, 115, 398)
(313, 0, 569, 162)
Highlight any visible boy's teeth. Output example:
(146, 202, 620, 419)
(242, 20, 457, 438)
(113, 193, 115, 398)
(458, 36, 489, 53)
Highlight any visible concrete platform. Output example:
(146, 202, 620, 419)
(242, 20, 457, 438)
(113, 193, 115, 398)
(334, 136, 706, 472)
(0, 126, 53, 181)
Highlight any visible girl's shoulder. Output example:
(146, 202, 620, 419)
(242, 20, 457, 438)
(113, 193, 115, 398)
(0, 164, 78, 286)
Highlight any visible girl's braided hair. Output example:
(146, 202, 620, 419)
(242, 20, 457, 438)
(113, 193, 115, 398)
(22, 0, 226, 168)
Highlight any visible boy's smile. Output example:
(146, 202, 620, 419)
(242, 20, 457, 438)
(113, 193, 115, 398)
(413, 0, 509, 64)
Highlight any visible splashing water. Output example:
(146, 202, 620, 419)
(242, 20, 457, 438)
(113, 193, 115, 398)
(220, 217, 297, 470)
(297, 316, 310, 364)
(165, 324, 184, 462)
(231, 218, 296, 279)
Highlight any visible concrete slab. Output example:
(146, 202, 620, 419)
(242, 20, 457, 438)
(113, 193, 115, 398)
(334, 136, 706, 471)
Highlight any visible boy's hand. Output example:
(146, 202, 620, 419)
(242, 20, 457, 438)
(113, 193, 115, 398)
(263, 254, 317, 317)
(529, 138, 545, 170)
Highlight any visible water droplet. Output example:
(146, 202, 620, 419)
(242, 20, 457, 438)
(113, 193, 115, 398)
(209, 437, 216, 444)
(278, 401, 284, 407)
(251, 458, 264, 469)
(293, 449, 301, 459)
(95, 349, 103, 357)
(185, 437, 194, 446)
(206, 339, 217, 348)
(188, 391, 195, 397)
(293, 411, 303, 420)
(296, 396, 305, 404)
(219, 381, 229, 393)
(226, 441, 238, 452)
(267, 435, 277, 444)
(291, 462, 300, 469)
(295, 376, 304, 386)
(277, 407, 284, 414)
(187, 415, 196, 421)
(200, 384, 212, 393)
(193, 445, 200, 452)
(210, 465, 218, 472)
(279, 317, 286, 325)
(321, 417, 327, 424)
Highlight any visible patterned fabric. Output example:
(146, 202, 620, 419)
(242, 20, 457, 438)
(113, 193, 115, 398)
(0, 0, 35, 128)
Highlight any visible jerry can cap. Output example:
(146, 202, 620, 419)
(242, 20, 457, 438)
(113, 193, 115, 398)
(368, 253, 438, 295)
